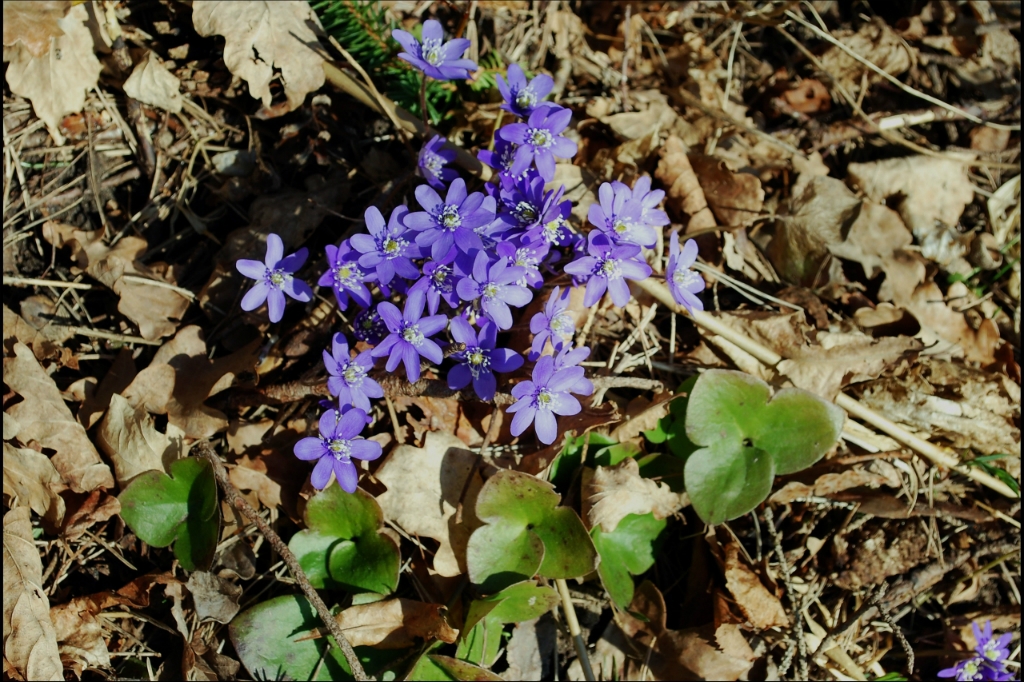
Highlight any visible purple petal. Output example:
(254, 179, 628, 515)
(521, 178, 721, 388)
(552, 393, 584, 417)
(490, 348, 524, 373)
(401, 343, 421, 382)
(337, 408, 367, 440)
(294, 437, 326, 461)
(534, 410, 558, 444)
(448, 364, 472, 390)
(681, 238, 699, 267)
(283, 277, 313, 302)
(310, 456, 334, 489)
(421, 19, 444, 42)
(384, 342, 405, 373)
(265, 233, 284, 267)
(236, 259, 267, 280)
(534, 150, 555, 180)
(350, 234, 377, 254)
(511, 380, 535, 400)
(334, 459, 359, 493)
(549, 366, 585, 392)
(279, 247, 309, 273)
(377, 302, 403, 332)
(418, 338, 444, 364)
(510, 406, 536, 436)
(583, 278, 608, 307)
(240, 281, 270, 311)
(391, 29, 419, 53)
(533, 355, 555, 386)
(528, 73, 553, 98)
(607, 277, 631, 307)
(449, 315, 476, 345)
(497, 123, 529, 145)
(415, 184, 444, 214)
(442, 38, 471, 60)
(473, 372, 497, 401)
(267, 289, 287, 322)
(349, 439, 382, 462)
(364, 206, 386, 236)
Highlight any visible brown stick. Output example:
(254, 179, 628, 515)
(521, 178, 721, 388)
(193, 442, 370, 681)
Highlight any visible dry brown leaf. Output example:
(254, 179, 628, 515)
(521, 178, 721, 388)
(78, 348, 136, 429)
(96, 394, 185, 488)
(696, 310, 812, 382)
(392, 395, 483, 447)
(192, 1, 326, 114)
(601, 101, 678, 141)
(121, 325, 259, 439)
(374, 432, 479, 577)
(42, 222, 191, 340)
(609, 394, 673, 443)
(767, 175, 861, 287)
(228, 456, 281, 510)
(2, 442, 66, 526)
(2, 304, 73, 363)
(4, 343, 113, 493)
(656, 135, 717, 233)
(60, 490, 120, 541)
(587, 458, 687, 533)
(122, 51, 183, 113)
(49, 596, 110, 672)
(723, 541, 789, 630)
(771, 468, 894, 504)
(3, 507, 63, 681)
(329, 599, 458, 649)
(829, 200, 912, 277)
(186, 571, 242, 624)
(688, 153, 765, 228)
(4, 4, 101, 141)
(903, 281, 1000, 363)
(778, 331, 922, 400)
(819, 21, 912, 93)
(2, 1, 69, 57)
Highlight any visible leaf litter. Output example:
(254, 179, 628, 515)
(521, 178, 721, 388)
(1, 1, 1020, 680)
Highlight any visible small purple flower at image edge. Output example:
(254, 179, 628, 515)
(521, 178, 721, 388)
(236, 233, 313, 323)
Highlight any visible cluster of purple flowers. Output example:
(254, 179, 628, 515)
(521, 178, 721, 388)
(232, 19, 707, 492)
(939, 621, 1015, 681)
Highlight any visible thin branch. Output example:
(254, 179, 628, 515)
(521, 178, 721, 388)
(193, 442, 370, 681)
(556, 578, 596, 682)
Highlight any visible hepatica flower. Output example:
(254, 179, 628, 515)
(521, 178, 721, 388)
(457, 251, 532, 330)
(478, 137, 518, 178)
(407, 178, 495, 260)
(621, 175, 669, 231)
(507, 355, 584, 445)
(353, 307, 387, 345)
(393, 19, 476, 81)
(939, 621, 1015, 681)
(497, 105, 577, 179)
(294, 407, 382, 493)
(236, 233, 313, 323)
(497, 63, 554, 118)
(553, 343, 594, 396)
(666, 231, 705, 315)
(371, 290, 447, 382)
(324, 333, 383, 412)
(318, 240, 375, 310)
(529, 286, 574, 359)
(351, 205, 420, 286)
(419, 135, 458, 189)
(564, 231, 652, 308)
(590, 181, 655, 248)
(409, 257, 461, 314)
(448, 317, 524, 401)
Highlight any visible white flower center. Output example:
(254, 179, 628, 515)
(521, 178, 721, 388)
(439, 204, 462, 229)
(402, 324, 424, 345)
(528, 127, 553, 148)
(514, 201, 538, 224)
(542, 218, 566, 243)
(537, 389, 554, 407)
(431, 265, 453, 293)
(514, 248, 538, 270)
(599, 259, 622, 279)
(269, 271, 286, 286)
(550, 312, 573, 336)
(382, 236, 405, 255)
(342, 363, 365, 387)
(962, 659, 979, 677)
(515, 89, 536, 109)
(333, 263, 361, 288)
(422, 152, 444, 174)
(673, 268, 702, 289)
(613, 219, 630, 234)
(482, 283, 500, 299)
(422, 39, 443, 66)
(328, 438, 350, 461)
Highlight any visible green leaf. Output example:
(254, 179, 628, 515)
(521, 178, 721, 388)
(458, 582, 558, 667)
(682, 370, 843, 524)
(466, 470, 597, 593)
(118, 457, 219, 572)
(592, 513, 667, 609)
(549, 432, 617, 487)
(591, 441, 642, 467)
(229, 594, 397, 681)
(288, 486, 400, 595)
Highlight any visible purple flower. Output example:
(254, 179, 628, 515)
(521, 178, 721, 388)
(350, 206, 421, 286)
(418, 135, 458, 189)
(529, 286, 574, 359)
(371, 290, 447, 382)
(621, 175, 669, 231)
(324, 333, 383, 412)
(666, 231, 704, 315)
(409, 256, 461, 315)
(507, 355, 584, 445)
(447, 317, 524, 401)
(318, 240, 375, 310)
(406, 178, 495, 260)
(974, 621, 1013, 666)
(392, 20, 476, 81)
(589, 182, 656, 248)
(522, 184, 574, 246)
(236, 233, 313, 323)
(456, 251, 533, 330)
(497, 63, 554, 118)
(496, 239, 549, 289)
(497, 106, 577, 179)
(938, 657, 1014, 681)
(494, 172, 547, 233)
(294, 407, 382, 492)
(553, 343, 594, 396)
(353, 307, 387, 345)
(478, 137, 519, 178)
(563, 232, 652, 308)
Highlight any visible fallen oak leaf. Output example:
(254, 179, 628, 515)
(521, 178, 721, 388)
(2, 442, 66, 527)
(2, 1, 69, 57)
(96, 393, 186, 488)
(587, 458, 688, 533)
(722, 541, 789, 630)
(656, 135, 717, 234)
(688, 152, 765, 228)
(227, 455, 282, 510)
(122, 51, 183, 113)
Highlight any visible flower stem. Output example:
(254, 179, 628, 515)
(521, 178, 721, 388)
(556, 578, 595, 681)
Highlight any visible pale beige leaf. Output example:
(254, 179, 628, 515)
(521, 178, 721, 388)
(903, 281, 1000, 364)
(122, 51, 183, 113)
(186, 571, 242, 624)
(770, 468, 894, 505)
(96, 394, 183, 488)
(723, 542, 789, 630)
(2, 442, 66, 526)
(587, 458, 687, 533)
(818, 22, 912, 93)
(4, 4, 101, 138)
(2, 1, 69, 57)
(3, 304, 74, 364)
(4, 344, 113, 493)
(374, 432, 479, 577)
(192, 1, 326, 113)
(688, 153, 765, 228)
(828, 201, 912, 280)
(3, 507, 63, 681)
(330, 599, 458, 649)
(49, 596, 110, 671)
(656, 135, 717, 234)
(777, 331, 922, 400)
(228, 456, 281, 509)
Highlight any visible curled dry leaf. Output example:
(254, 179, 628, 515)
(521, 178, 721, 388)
(78, 348, 136, 430)
(4, 343, 113, 493)
(192, 0, 326, 115)
(2, 1, 69, 57)
(3, 507, 63, 681)
(601, 101, 679, 141)
(49, 596, 110, 672)
(42, 222, 191, 341)
(777, 331, 923, 401)
(228, 455, 282, 510)
(122, 51, 183, 113)
(60, 490, 121, 541)
(771, 467, 895, 505)
(687, 153, 765, 228)
(326, 599, 458, 648)
(587, 458, 687, 533)
(186, 571, 242, 624)
(656, 135, 717, 233)
(3, 304, 73, 364)
(903, 281, 1000, 364)
(4, 3, 100, 141)
(3, 442, 66, 526)
(722, 541, 789, 630)
(696, 309, 811, 382)
(374, 431, 480, 577)
(96, 393, 185, 488)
